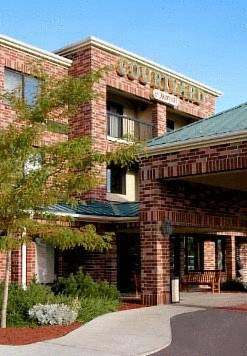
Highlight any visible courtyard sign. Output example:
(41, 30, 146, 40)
(116, 57, 205, 104)
(152, 89, 179, 107)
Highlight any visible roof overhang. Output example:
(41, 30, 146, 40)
(55, 36, 222, 97)
(147, 131, 247, 156)
(0, 34, 72, 68)
(43, 211, 139, 223)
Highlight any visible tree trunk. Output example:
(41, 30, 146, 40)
(1, 250, 11, 328)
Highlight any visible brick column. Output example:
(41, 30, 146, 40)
(152, 102, 167, 137)
(104, 237, 117, 286)
(11, 249, 22, 283)
(140, 175, 170, 306)
(226, 236, 236, 279)
(68, 47, 108, 201)
(204, 240, 216, 270)
(26, 242, 37, 284)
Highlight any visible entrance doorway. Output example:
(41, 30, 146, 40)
(117, 233, 140, 295)
(170, 234, 226, 278)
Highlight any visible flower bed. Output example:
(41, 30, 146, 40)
(0, 322, 81, 345)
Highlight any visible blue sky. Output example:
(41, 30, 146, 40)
(1, 0, 246, 113)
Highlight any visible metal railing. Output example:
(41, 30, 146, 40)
(107, 112, 154, 141)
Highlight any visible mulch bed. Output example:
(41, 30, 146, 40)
(119, 302, 147, 311)
(0, 322, 81, 345)
(0, 302, 146, 346)
(220, 304, 247, 312)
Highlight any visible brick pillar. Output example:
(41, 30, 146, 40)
(140, 175, 170, 306)
(152, 102, 167, 137)
(104, 237, 117, 286)
(204, 240, 216, 270)
(26, 242, 36, 284)
(11, 249, 22, 283)
(226, 236, 236, 279)
(0, 252, 7, 281)
(68, 46, 108, 201)
(57, 250, 64, 277)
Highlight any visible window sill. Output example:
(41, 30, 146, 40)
(106, 192, 136, 202)
(107, 136, 133, 144)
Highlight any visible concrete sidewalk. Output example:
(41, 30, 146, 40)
(0, 305, 201, 356)
(179, 291, 247, 308)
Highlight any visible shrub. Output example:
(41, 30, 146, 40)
(52, 272, 120, 300)
(0, 281, 77, 326)
(0, 282, 56, 326)
(221, 279, 247, 292)
(78, 296, 120, 322)
(28, 303, 78, 325)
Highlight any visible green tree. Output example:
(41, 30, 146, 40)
(0, 64, 141, 328)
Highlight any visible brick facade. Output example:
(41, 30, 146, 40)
(2, 35, 244, 303)
(65, 43, 217, 201)
(0, 40, 69, 283)
(140, 139, 247, 304)
(204, 240, 216, 270)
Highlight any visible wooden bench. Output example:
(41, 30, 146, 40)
(181, 271, 222, 293)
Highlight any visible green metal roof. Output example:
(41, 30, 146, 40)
(46, 201, 139, 218)
(148, 102, 247, 148)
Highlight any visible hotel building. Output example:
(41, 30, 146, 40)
(0, 34, 246, 304)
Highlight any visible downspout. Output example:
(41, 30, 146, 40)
(21, 243, 27, 290)
(21, 226, 27, 290)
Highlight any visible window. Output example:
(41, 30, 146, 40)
(185, 236, 204, 272)
(4, 68, 38, 105)
(215, 238, 226, 271)
(166, 119, 175, 132)
(107, 101, 124, 138)
(107, 165, 126, 194)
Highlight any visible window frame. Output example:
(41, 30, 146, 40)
(4, 67, 39, 105)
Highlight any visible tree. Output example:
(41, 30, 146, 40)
(0, 64, 142, 328)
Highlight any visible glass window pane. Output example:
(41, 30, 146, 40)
(24, 76, 38, 105)
(4, 69, 22, 96)
(108, 166, 126, 194)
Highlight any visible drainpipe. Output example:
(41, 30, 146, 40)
(21, 243, 27, 290)
(21, 226, 27, 290)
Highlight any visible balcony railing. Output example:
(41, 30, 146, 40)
(107, 112, 154, 141)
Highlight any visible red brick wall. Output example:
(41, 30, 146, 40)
(58, 238, 117, 286)
(140, 141, 247, 231)
(226, 236, 236, 279)
(66, 44, 217, 201)
(0, 44, 69, 284)
(0, 44, 69, 144)
(140, 139, 247, 304)
(204, 240, 216, 270)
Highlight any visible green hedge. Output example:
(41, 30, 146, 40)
(52, 272, 120, 300)
(221, 279, 247, 292)
(0, 274, 120, 327)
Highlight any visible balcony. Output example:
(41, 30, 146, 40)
(107, 112, 154, 142)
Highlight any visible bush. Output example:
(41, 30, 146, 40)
(28, 303, 78, 325)
(221, 279, 247, 292)
(78, 296, 119, 322)
(0, 274, 120, 327)
(52, 272, 120, 300)
(0, 282, 56, 326)
(0, 281, 77, 327)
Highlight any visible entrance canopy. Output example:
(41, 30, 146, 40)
(139, 102, 247, 305)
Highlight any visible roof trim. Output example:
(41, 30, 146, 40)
(0, 34, 72, 67)
(147, 131, 247, 156)
(55, 36, 222, 97)
(46, 211, 139, 223)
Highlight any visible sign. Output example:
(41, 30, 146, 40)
(36, 239, 55, 284)
(152, 89, 179, 107)
(116, 58, 205, 104)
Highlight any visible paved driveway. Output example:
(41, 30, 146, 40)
(155, 309, 247, 356)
